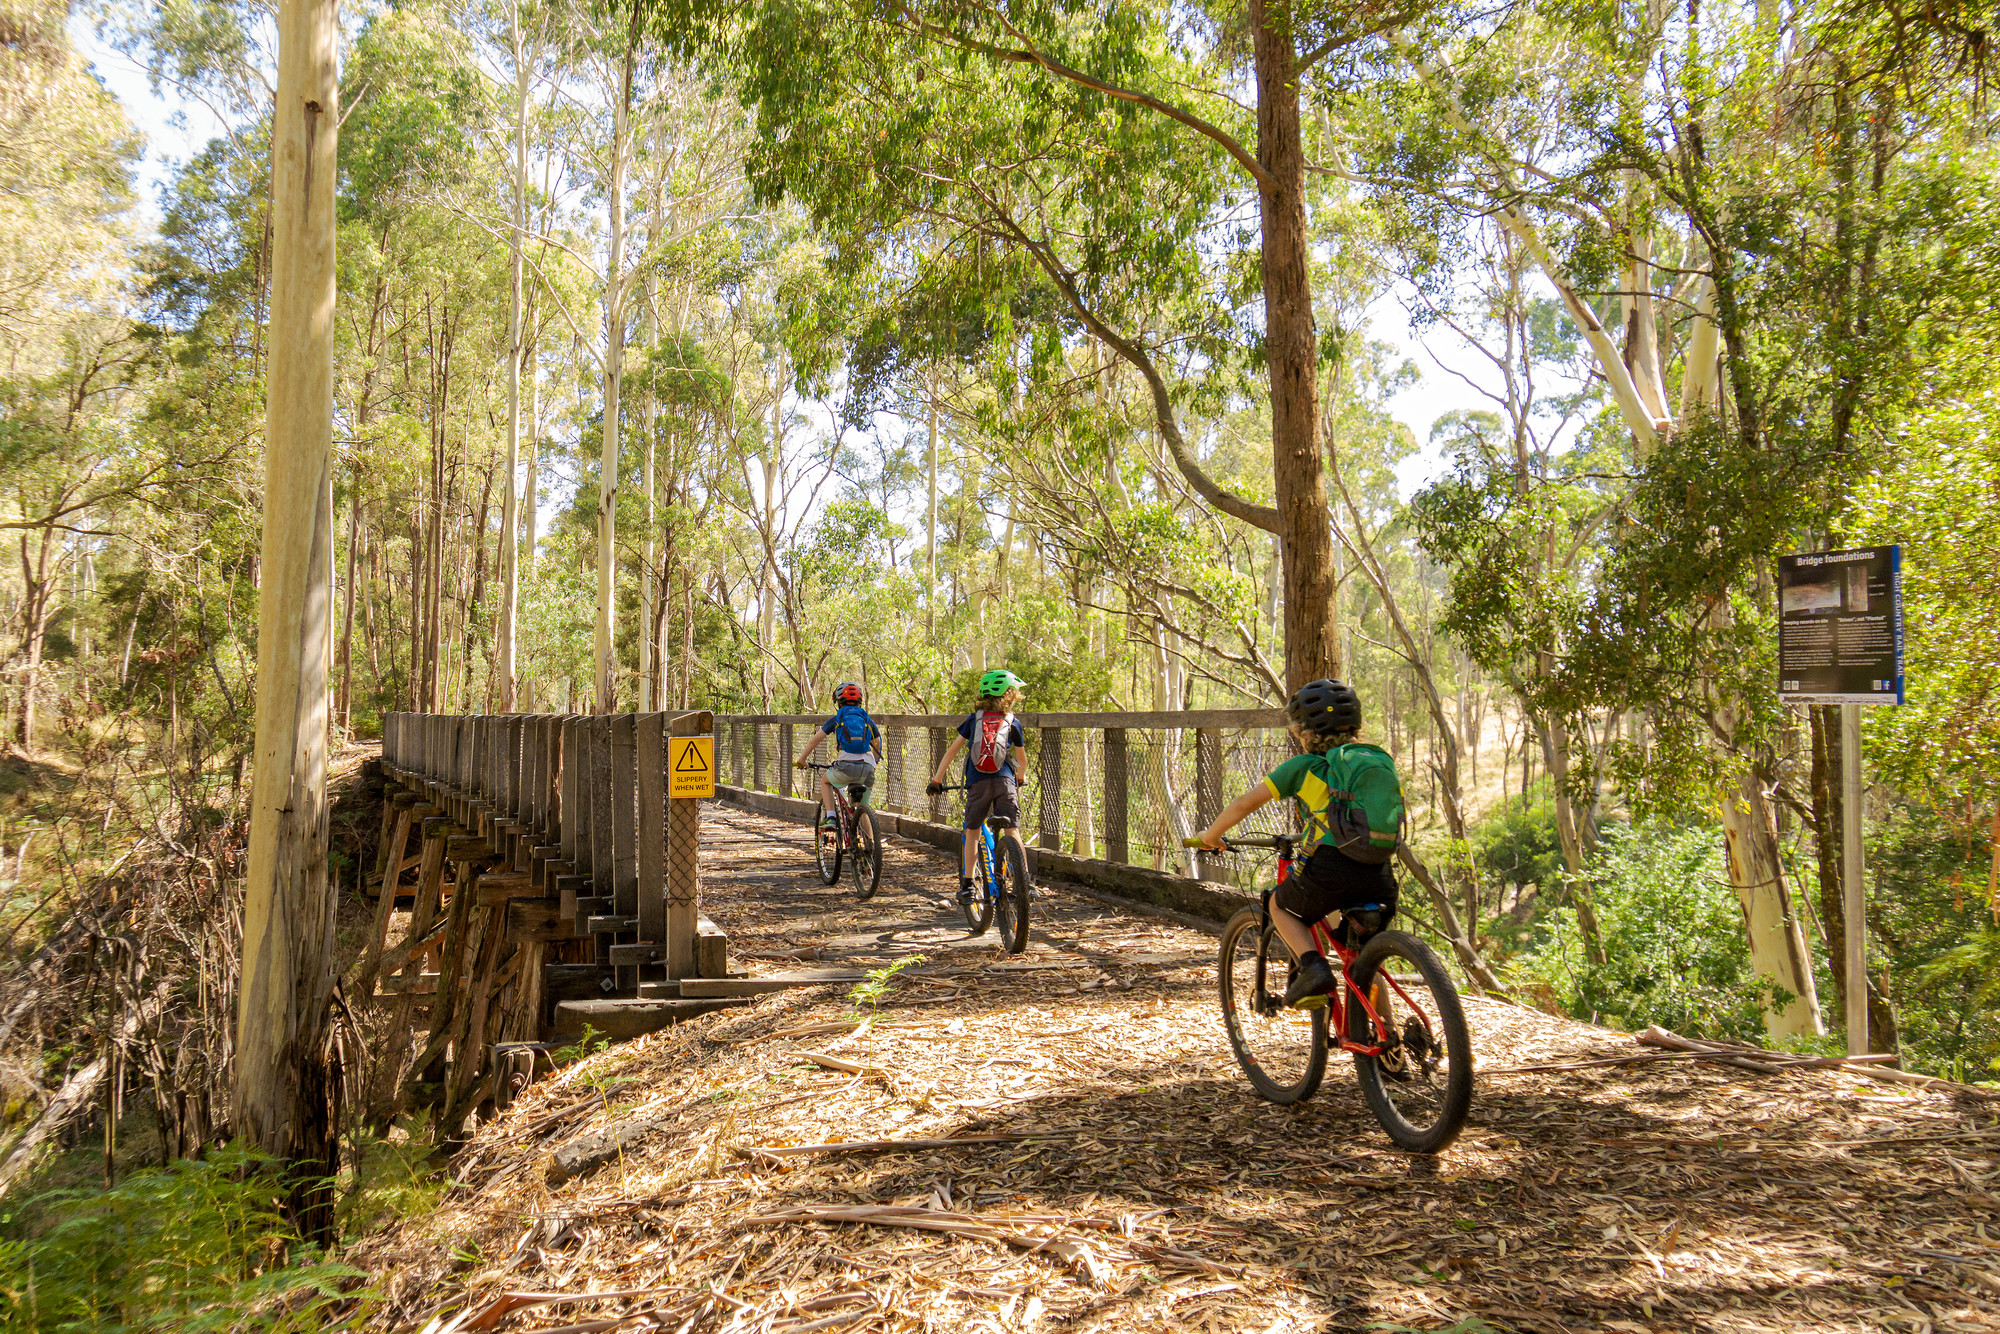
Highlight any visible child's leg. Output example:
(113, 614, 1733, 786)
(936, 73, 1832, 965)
(962, 829, 979, 878)
(1271, 905, 1319, 962)
(821, 775, 840, 813)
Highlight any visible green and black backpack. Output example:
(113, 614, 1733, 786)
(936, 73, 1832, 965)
(1322, 743, 1406, 864)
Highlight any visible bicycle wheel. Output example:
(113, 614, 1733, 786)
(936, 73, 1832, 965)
(813, 801, 842, 886)
(848, 807, 882, 901)
(994, 835, 1031, 954)
(1347, 929, 1473, 1153)
(961, 837, 994, 935)
(1217, 906, 1326, 1104)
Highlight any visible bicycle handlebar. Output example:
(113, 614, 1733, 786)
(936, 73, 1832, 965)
(1183, 834, 1294, 852)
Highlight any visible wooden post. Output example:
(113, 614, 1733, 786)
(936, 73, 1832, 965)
(559, 717, 582, 870)
(929, 726, 949, 823)
(1104, 727, 1129, 864)
(1195, 727, 1225, 883)
(666, 711, 709, 978)
(637, 712, 665, 944)
(731, 720, 744, 786)
(778, 723, 794, 798)
(589, 716, 613, 901)
(234, 0, 340, 1223)
(1037, 727, 1062, 852)
(1841, 703, 1868, 1054)
(611, 713, 638, 918)
(752, 721, 765, 793)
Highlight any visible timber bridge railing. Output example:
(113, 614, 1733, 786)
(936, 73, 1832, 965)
(711, 706, 1502, 991)
(710, 708, 1298, 916)
(367, 710, 729, 1126)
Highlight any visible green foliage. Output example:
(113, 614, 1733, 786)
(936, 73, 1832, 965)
(1470, 787, 1562, 898)
(848, 953, 927, 1009)
(0, 1144, 372, 1330)
(554, 1023, 613, 1065)
(1868, 811, 1998, 1082)
(1850, 379, 2000, 827)
(1507, 823, 1785, 1040)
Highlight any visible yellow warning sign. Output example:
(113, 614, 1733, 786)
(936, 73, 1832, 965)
(668, 735, 716, 799)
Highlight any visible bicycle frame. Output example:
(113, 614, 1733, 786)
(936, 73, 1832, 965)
(939, 782, 1021, 906)
(807, 763, 870, 851)
(1252, 844, 1439, 1059)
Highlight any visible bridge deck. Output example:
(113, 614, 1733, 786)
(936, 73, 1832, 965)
(355, 805, 1999, 1334)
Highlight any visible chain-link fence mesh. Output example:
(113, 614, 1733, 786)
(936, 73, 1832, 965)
(717, 712, 1302, 891)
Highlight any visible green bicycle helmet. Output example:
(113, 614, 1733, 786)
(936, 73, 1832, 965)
(977, 668, 1024, 700)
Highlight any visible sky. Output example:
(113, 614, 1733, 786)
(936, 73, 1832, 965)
(70, 16, 1504, 499)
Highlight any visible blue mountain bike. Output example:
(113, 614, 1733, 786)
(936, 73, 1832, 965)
(937, 783, 1032, 954)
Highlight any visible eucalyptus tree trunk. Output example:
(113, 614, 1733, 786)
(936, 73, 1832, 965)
(594, 23, 639, 713)
(925, 367, 939, 642)
(236, 0, 340, 1238)
(1249, 0, 1341, 691)
(498, 6, 529, 713)
(638, 147, 663, 711)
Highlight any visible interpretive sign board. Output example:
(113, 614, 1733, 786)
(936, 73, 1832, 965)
(1777, 546, 1904, 705)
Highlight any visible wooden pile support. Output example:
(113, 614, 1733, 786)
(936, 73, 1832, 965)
(368, 710, 732, 1126)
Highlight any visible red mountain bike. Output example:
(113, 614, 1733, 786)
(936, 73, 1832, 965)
(1190, 833, 1473, 1153)
(808, 762, 882, 900)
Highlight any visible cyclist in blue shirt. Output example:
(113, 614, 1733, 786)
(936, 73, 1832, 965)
(926, 668, 1027, 904)
(795, 681, 882, 818)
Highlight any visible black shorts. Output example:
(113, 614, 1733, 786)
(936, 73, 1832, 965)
(963, 774, 1020, 829)
(1272, 846, 1398, 937)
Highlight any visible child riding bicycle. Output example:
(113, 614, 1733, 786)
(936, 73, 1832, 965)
(1194, 678, 1406, 1009)
(926, 668, 1029, 905)
(795, 681, 882, 817)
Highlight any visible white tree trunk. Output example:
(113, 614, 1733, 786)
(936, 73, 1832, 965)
(236, 0, 339, 1177)
(499, 10, 528, 713)
(1719, 770, 1825, 1038)
(594, 47, 634, 713)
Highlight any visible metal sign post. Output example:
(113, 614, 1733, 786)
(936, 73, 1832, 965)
(1778, 545, 1904, 1057)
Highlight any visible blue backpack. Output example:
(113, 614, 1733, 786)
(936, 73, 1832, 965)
(832, 704, 874, 755)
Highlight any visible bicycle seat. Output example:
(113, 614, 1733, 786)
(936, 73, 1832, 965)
(1341, 906, 1389, 941)
(847, 785, 868, 802)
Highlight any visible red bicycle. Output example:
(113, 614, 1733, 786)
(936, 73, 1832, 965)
(1191, 833, 1473, 1152)
(807, 762, 882, 900)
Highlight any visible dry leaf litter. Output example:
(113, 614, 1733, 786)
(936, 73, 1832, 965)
(349, 804, 2000, 1334)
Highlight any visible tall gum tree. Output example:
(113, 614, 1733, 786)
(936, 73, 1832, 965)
(1367, 5, 1986, 1038)
(657, 0, 1423, 690)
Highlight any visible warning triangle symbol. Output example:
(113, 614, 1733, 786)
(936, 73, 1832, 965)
(673, 741, 710, 773)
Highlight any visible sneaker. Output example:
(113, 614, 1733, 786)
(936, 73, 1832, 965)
(956, 880, 975, 905)
(1282, 956, 1335, 1009)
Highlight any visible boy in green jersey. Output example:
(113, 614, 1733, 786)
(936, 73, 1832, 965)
(1194, 678, 1406, 1008)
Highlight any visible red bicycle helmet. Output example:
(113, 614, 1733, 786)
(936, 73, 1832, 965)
(834, 681, 863, 705)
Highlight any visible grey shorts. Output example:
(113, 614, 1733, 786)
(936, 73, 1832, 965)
(825, 757, 876, 796)
(963, 774, 1019, 829)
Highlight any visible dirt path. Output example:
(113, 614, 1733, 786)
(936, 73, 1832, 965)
(355, 805, 2000, 1334)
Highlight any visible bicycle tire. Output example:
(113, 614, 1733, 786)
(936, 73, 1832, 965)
(962, 836, 994, 936)
(994, 835, 1031, 954)
(813, 801, 841, 886)
(1217, 906, 1326, 1104)
(849, 807, 882, 901)
(1347, 929, 1473, 1153)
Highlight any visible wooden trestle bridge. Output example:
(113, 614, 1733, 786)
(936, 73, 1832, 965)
(366, 711, 733, 1125)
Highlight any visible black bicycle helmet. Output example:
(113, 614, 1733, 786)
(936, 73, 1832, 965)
(1286, 678, 1363, 737)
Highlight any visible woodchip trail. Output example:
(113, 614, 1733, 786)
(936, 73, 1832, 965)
(353, 805, 2000, 1334)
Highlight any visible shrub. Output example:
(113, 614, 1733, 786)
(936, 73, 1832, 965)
(0, 1143, 370, 1330)
(1506, 821, 1783, 1040)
